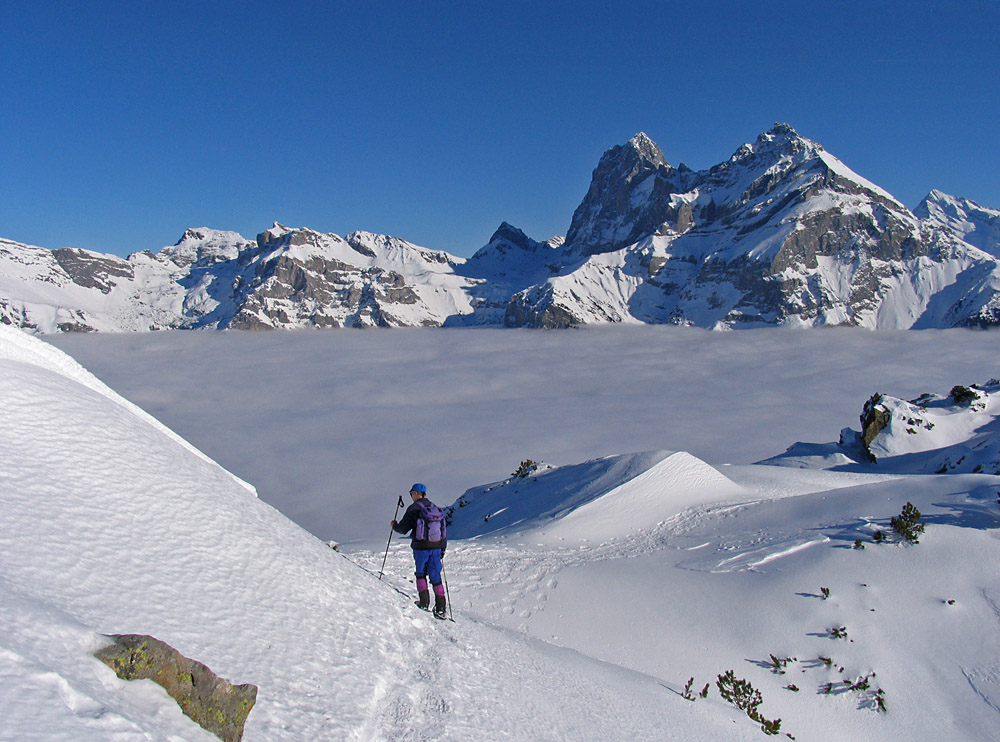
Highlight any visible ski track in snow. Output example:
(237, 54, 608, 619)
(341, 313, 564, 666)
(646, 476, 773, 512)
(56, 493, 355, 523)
(355, 493, 806, 633)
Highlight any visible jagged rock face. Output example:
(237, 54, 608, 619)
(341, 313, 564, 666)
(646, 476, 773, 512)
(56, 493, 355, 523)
(51, 248, 135, 293)
(564, 133, 687, 256)
(95, 634, 257, 742)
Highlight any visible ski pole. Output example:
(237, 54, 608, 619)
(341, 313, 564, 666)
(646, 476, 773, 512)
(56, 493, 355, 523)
(442, 561, 454, 621)
(378, 495, 405, 581)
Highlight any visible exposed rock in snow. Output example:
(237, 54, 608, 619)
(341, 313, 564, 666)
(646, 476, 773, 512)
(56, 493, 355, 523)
(95, 634, 257, 742)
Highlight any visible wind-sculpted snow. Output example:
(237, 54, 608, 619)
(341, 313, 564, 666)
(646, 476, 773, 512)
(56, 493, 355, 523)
(449, 451, 747, 543)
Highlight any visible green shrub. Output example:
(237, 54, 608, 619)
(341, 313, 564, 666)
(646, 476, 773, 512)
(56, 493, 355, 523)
(512, 459, 539, 479)
(950, 385, 980, 406)
(682, 677, 697, 701)
(891, 502, 925, 543)
(768, 655, 794, 674)
(716, 670, 782, 736)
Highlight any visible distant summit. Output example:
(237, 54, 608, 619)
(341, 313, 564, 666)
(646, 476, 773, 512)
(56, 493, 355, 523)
(3, 125, 1000, 332)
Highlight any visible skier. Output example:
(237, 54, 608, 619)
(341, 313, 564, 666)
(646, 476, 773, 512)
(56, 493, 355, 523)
(391, 483, 448, 619)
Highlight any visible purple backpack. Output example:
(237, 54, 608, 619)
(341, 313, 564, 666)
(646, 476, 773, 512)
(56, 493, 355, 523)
(414, 500, 446, 545)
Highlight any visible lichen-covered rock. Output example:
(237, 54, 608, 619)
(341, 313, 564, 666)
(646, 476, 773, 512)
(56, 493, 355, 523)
(95, 634, 257, 742)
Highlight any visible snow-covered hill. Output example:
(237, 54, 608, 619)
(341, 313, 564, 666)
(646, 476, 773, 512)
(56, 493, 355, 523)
(428, 385, 1000, 740)
(4, 125, 1000, 331)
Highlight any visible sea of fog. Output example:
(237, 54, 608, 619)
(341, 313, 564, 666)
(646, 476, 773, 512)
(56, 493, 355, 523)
(48, 326, 998, 545)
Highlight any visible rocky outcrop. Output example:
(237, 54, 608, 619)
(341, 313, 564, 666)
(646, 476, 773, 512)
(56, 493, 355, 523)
(564, 133, 686, 256)
(859, 394, 890, 462)
(95, 634, 257, 742)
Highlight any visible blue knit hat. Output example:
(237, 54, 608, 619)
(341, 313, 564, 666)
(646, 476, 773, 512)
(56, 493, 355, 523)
(410, 483, 427, 494)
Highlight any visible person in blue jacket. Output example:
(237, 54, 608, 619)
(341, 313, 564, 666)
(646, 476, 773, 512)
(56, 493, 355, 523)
(391, 483, 448, 618)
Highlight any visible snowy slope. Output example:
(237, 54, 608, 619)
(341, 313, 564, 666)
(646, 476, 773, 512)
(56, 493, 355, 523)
(0, 238, 190, 333)
(17, 325, 1000, 739)
(431, 423, 1000, 740)
(0, 325, 766, 741)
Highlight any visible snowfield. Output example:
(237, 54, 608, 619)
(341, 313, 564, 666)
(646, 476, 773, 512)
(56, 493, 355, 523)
(4, 325, 1000, 740)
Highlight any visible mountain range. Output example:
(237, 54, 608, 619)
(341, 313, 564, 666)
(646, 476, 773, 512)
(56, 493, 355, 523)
(4, 123, 1000, 332)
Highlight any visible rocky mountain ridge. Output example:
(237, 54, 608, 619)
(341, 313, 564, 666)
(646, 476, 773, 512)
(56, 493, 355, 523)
(3, 124, 999, 332)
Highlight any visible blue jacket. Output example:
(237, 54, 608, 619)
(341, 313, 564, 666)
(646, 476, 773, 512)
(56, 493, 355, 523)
(393, 498, 447, 552)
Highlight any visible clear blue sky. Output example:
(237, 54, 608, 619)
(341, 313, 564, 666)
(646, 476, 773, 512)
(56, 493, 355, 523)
(3, 1, 998, 258)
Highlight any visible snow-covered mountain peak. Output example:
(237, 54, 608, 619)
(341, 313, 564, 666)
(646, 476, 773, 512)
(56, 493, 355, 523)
(256, 222, 296, 247)
(626, 131, 667, 166)
(916, 190, 1000, 256)
(563, 133, 677, 255)
(727, 123, 818, 168)
(4, 125, 1000, 334)
(161, 228, 251, 267)
(758, 121, 802, 143)
(473, 222, 557, 257)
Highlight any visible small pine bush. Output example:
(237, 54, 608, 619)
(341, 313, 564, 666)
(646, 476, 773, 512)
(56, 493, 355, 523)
(950, 385, 980, 406)
(682, 677, 697, 701)
(716, 670, 782, 736)
(873, 688, 887, 712)
(873, 530, 886, 543)
(853, 539, 865, 550)
(891, 502, 925, 543)
(512, 459, 539, 479)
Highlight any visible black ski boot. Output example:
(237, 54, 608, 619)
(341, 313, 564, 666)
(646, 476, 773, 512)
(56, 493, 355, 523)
(433, 593, 447, 620)
(416, 589, 430, 611)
